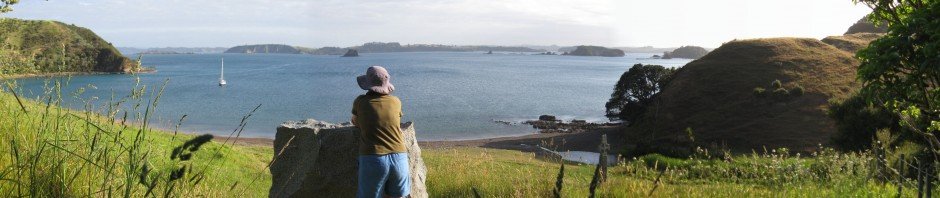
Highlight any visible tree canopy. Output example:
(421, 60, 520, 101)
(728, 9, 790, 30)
(605, 64, 676, 125)
(854, 0, 940, 150)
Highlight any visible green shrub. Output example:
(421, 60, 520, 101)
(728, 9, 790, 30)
(638, 153, 689, 170)
(753, 87, 767, 97)
(828, 94, 903, 150)
(771, 79, 783, 89)
(791, 85, 805, 96)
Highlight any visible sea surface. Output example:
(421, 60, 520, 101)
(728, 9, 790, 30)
(14, 52, 691, 140)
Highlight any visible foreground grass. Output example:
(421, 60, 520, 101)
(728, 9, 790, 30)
(424, 147, 925, 197)
(0, 80, 272, 197)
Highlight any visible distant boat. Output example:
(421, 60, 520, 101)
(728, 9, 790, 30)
(219, 58, 227, 86)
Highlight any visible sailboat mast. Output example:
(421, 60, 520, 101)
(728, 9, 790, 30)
(221, 58, 224, 80)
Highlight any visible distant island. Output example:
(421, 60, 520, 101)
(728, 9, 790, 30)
(662, 46, 709, 59)
(559, 46, 676, 53)
(350, 42, 543, 53)
(342, 49, 359, 57)
(564, 45, 625, 57)
(223, 42, 545, 55)
(138, 50, 195, 55)
(117, 47, 227, 55)
(225, 44, 301, 54)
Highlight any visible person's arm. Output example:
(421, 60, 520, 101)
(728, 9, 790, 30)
(351, 96, 359, 127)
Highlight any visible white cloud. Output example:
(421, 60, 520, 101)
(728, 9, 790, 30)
(6, 0, 869, 48)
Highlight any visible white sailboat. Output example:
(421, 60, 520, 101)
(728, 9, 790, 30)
(219, 58, 227, 86)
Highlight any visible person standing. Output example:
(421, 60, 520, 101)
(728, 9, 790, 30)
(351, 66, 410, 198)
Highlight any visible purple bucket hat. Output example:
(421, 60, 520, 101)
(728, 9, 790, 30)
(357, 66, 395, 94)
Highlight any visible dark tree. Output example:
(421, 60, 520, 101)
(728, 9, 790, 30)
(828, 94, 902, 150)
(605, 64, 676, 124)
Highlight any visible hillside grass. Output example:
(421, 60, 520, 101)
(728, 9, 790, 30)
(0, 78, 271, 197)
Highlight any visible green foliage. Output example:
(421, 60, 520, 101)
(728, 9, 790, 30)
(828, 94, 902, 150)
(638, 154, 689, 170)
(791, 85, 805, 96)
(0, 18, 134, 75)
(0, 0, 18, 14)
(754, 80, 804, 101)
(771, 79, 783, 89)
(605, 64, 677, 124)
(854, 0, 940, 155)
(753, 87, 767, 98)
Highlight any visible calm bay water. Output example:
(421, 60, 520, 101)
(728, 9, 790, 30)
(15, 52, 690, 140)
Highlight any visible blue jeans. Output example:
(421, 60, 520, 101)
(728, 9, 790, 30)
(357, 153, 410, 198)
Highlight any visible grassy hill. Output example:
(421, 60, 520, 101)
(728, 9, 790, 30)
(0, 19, 136, 75)
(822, 33, 883, 53)
(627, 38, 863, 154)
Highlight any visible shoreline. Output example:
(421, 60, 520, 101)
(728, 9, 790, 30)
(227, 125, 624, 153)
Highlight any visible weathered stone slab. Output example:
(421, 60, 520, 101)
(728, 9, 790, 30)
(269, 119, 427, 198)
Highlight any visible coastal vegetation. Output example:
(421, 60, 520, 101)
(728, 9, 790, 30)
(0, 19, 137, 75)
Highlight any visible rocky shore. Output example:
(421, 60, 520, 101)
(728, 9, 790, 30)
(496, 115, 618, 133)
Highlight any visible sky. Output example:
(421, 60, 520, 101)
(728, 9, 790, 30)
(5, 0, 872, 48)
